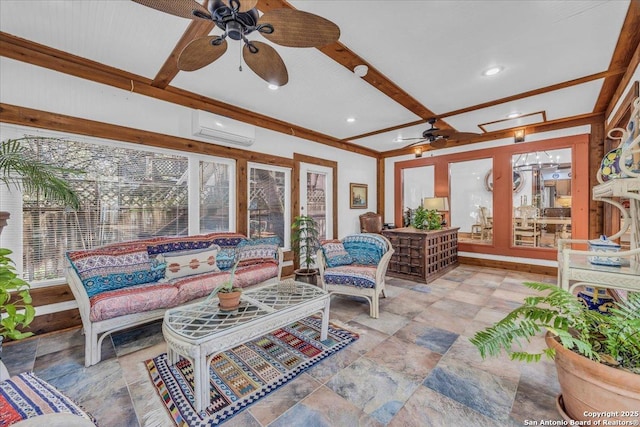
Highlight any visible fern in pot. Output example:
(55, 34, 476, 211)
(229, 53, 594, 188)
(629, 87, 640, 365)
(470, 282, 640, 423)
(291, 215, 320, 285)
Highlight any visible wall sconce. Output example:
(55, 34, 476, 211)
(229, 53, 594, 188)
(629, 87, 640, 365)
(414, 146, 423, 158)
(514, 129, 526, 143)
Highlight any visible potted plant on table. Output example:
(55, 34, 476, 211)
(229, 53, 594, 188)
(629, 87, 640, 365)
(470, 282, 640, 423)
(412, 205, 442, 230)
(291, 215, 321, 285)
(216, 262, 242, 311)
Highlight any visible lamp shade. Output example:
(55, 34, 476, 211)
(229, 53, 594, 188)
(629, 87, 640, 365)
(423, 197, 449, 211)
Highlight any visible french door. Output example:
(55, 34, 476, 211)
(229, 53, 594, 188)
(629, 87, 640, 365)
(299, 163, 333, 241)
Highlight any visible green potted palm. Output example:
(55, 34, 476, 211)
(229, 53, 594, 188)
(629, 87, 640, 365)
(0, 136, 83, 379)
(470, 282, 639, 423)
(291, 215, 321, 285)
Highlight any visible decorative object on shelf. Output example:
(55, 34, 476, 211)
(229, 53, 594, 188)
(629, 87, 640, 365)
(598, 96, 640, 183)
(423, 197, 449, 226)
(349, 183, 368, 209)
(599, 147, 624, 181)
(484, 168, 525, 192)
(470, 282, 640, 423)
(587, 235, 621, 266)
(576, 286, 614, 312)
(412, 205, 441, 230)
(291, 215, 320, 285)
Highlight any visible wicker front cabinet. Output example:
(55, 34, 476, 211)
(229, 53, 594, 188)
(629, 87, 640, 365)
(382, 227, 459, 283)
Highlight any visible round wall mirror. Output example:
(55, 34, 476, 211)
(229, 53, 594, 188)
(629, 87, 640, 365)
(484, 169, 524, 192)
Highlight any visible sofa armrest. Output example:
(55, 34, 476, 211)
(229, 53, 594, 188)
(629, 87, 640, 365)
(316, 248, 328, 291)
(64, 261, 92, 332)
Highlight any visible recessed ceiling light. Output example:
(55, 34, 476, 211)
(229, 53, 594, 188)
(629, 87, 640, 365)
(508, 112, 521, 118)
(483, 66, 503, 76)
(346, 117, 356, 123)
(268, 84, 279, 90)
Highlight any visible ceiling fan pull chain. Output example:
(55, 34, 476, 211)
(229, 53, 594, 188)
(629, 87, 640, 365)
(238, 39, 243, 72)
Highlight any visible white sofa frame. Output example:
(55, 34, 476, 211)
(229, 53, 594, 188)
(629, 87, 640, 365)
(66, 250, 285, 367)
(316, 234, 394, 318)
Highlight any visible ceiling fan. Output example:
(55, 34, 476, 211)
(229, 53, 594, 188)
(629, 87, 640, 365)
(132, 0, 340, 87)
(396, 118, 479, 149)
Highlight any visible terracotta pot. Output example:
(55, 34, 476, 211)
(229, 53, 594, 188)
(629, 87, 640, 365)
(218, 290, 241, 310)
(545, 332, 640, 422)
(294, 269, 318, 286)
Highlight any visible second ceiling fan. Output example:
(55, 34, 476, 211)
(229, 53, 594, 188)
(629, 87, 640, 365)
(133, 0, 341, 86)
(397, 118, 479, 149)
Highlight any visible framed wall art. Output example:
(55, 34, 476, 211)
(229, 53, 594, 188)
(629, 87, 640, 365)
(350, 183, 368, 209)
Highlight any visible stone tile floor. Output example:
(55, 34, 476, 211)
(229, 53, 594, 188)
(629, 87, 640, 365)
(3, 265, 565, 426)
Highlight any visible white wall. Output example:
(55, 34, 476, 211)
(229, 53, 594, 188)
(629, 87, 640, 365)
(0, 57, 377, 239)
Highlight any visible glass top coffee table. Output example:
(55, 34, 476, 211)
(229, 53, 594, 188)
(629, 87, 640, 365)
(162, 280, 330, 412)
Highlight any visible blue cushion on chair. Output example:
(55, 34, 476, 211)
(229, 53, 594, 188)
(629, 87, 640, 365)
(342, 234, 388, 265)
(323, 265, 377, 289)
(321, 240, 353, 268)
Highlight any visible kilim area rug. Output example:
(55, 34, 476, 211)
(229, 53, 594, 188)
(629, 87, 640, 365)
(145, 316, 358, 427)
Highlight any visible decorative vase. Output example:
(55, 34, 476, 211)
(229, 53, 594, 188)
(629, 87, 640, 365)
(545, 333, 640, 423)
(218, 290, 241, 311)
(576, 286, 614, 312)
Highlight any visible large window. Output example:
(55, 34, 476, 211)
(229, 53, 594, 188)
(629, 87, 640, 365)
(248, 163, 290, 246)
(199, 160, 233, 233)
(450, 158, 493, 244)
(9, 134, 234, 282)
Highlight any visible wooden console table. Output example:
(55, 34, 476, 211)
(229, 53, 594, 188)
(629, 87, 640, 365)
(382, 227, 459, 283)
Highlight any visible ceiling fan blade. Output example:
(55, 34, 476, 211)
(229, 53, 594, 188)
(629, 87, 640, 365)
(243, 41, 289, 86)
(402, 140, 428, 149)
(258, 9, 340, 48)
(221, 0, 258, 13)
(132, 0, 212, 20)
(430, 139, 448, 149)
(178, 36, 227, 71)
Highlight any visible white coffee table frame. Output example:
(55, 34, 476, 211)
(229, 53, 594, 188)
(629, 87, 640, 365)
(162, 280, 330, 413)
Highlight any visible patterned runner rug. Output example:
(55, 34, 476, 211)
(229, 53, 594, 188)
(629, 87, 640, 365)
(145, 316, 358, 426)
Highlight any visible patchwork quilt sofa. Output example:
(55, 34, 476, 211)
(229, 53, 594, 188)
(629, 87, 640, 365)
(317, 233, 394, 318)
(65, 232, 282, 367)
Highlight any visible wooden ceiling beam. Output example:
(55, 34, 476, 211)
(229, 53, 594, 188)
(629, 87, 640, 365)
(380, 112, 603, 158)
(345, 69, 625, 142)
(151, 19, 215, 89)
(605, 40, 640, 121)
(0, 31, 378, 158)
(593, 0, 640, 114)
(257, 0, 455, 131)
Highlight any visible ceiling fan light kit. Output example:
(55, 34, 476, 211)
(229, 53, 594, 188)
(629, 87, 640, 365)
(133, 0, 340, 86)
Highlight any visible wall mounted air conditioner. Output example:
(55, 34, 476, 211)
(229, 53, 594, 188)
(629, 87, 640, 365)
(192, 110, 256, 146)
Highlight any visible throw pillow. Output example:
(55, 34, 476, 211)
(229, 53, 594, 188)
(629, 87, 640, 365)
(66, 246, 164, 298)
(342, 234, 388, 265)
(235, 236, 280, 266)
(216, 247, 237, 270)
(157, 248, 220, 281)
(321, 240, 353, 268)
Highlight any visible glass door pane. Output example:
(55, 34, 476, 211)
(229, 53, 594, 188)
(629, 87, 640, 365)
(300, 163, 333, 241)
